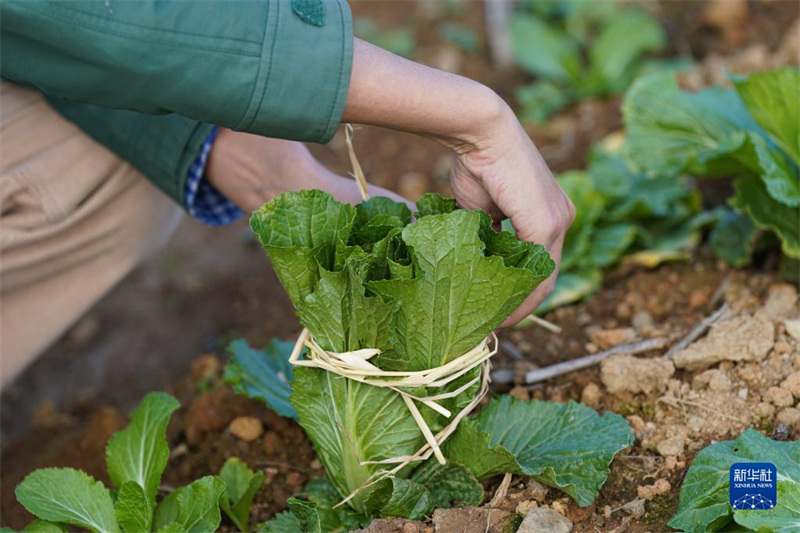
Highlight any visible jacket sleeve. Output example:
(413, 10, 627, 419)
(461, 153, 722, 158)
(48, 99, 216, 205)
(1, 0, 353, 144)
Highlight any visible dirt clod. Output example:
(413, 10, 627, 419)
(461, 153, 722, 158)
(776, 407, 800, 429)
(263, 431, 284, 456)
(228, 416, 263, 441)
(637, 479, 671, 500)
(432, 507, 516, 533)
(762, 283, 798, 320)
(764, 386, 794, 407)
(518, 508, 573, 533)
(780, 371, 800, 400)
(784, 319, 800, 342)
(191, 355, 221, 381)
(355, 519, 424, 533)
(673, 313, 775, 370)
(601, 355, 674, 395)
(590, 328, 637, 350)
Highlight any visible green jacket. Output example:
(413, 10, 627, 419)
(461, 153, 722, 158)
(1, 0, 353, 205)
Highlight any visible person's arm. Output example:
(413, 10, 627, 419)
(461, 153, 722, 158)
(341, 39, 576, 323)
(1, 0, 352, 143)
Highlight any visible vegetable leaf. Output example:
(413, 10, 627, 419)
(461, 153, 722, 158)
(224, 339, 297, 420)
(153, 476, 226, 533)
(409, 460, 484, 509)
(106, 392, 180, 507)
(115, 481, 152, 533)
(709, 210, 757, 267)
(669, 429, 800, 533)
(21, 521, 68, 533)
(364, 477, 433, 520)
(731, 177, 800, 258)
(260, 511, 303, 533)
(734, 481, 800, 532)
(219, 458, 265, 532)
(15, 468, 118, 533)
(509, 15, 581, 83)
(445, 397, 633, 506)
(733, 67, 800, 165)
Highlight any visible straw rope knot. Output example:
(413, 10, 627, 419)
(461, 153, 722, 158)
(289, 328, 496, 467)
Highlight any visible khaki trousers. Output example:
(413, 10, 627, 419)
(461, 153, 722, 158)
(0, 81, 183, 387)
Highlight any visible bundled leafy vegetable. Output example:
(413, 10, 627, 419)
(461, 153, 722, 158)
(249, 190, 555, 511)
(510, 1, 682, 122)
(623, 68, 800, 264)
(10, 393, 232, 533)
(670, 429, 800, 533)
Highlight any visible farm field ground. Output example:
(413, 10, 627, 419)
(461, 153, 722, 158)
(2, 1, 799, 531)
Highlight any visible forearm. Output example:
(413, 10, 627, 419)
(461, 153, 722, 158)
(343, 39, 510, 153)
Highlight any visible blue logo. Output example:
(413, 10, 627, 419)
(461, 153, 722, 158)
(730, 462, 777, 510)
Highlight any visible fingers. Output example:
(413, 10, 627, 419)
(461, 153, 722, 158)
(499, 232, 564, 327)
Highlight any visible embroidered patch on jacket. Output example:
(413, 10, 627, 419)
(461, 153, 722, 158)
(292, 0, 325, 27)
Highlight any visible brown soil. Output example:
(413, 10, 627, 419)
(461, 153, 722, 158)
(2, 1, 799, 532)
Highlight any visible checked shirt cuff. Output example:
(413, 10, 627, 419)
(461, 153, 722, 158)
(184, 127, 244, 226)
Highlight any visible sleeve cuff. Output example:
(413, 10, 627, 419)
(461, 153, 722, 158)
(184, 127, 245, 227)
(236, 0, 353, 144)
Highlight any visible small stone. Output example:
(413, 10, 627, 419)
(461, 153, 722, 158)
(517, 508, 573, 533)
(763, 284, 798, 320)
(765, 386, 794, 407)
(528, 479, 549, 502)
(657, 436, 685, 457)
(228, 416, 263, 442)
(632, 310, 654, 331)
(585, 342, 599, 354)
(689, 289, 709, 309)
(515, 500, 538, 516)
(263, 432, 283, 456)
(637, 479, 672, 500)
(590, 328, 637, 350)
(776, 407, 800, 429)
(581, 383, 603, 408)
(621, 498, 646, 518)
(601, 355, 675, 395)
(780, 372, 800, 400)
(785, 319, 800, 342)
(286, 471, 304, 488)
(687, 415, 706, 435)
(739, 388, 749, 399)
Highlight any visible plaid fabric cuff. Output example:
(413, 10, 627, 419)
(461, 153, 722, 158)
(184, 127, 244, 226)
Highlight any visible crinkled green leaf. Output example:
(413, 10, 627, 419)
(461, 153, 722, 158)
(747, 132, 800, 207)
(735, 481, 800, 532)
(363, 477, 433, 520)
(153, 476, 225, 533)
(219, 457, 265, 532)
(156, 524, 185, 533)
(287, 498, 321, 533)
(670, 429, 800, 533)
(409, 460, 484, 509)
(510, 14, 581, 83)
(106, 392, 180, 507)
(115, 481, 151, 533)
(299, 477, 370, 531)
(588, 9, 665, 91)
(224, 338, 296, 420)
(414, 193, 457, 218)
(22, 521, 67, 533)
(623, 72, 763, 178)
(15, 468, 118, 533)
(250, 190, 356, 303)
(368, 209, 553, 370)
(445, 397, 633, 506)
(731, 177, 800, 258)
(710, 210, 757, 267)
(351, 197, 411, 245)
(734, 67, 800, 165)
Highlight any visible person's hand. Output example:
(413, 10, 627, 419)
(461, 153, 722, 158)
(343, 39, 575, 325)
(205, 128, 409, 212)
(446, 100, 575, 326)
